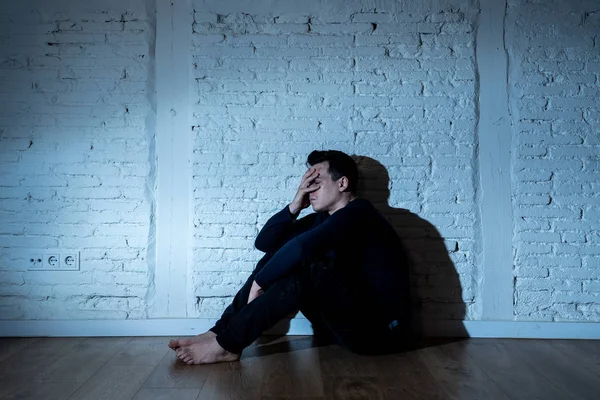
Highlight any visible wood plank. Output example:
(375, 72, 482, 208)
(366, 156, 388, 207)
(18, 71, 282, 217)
(194, 340, 271, 400)
(322, 376, 385, 400)
(377, 351, 451, 400)
(0, 380, 23, 399)
(417, 339, 513, 400)
(574, 340, 600, 355)
(0, 338, 39, 363)
(0, 339, 34, 397)
(34, 337, 131, 382)
(318, 344, 386, 377)
(0, 336, 598, 400)
(143, 349, 210, 389)
(199, 369, 262, 400)
(67, 365, 155, 400)
(503, 339, 600, 400)
(107, 337, 169, 367)
(1, 382, 81, 400)
(0, 338, 84, 384)
(458, 339, 570, 400)
(258, 336, 323, 398)
(320, 343, 449, 400)
(132, 388, 200, 400)
(549, 340, 600, 379)
(262, 395, 329, 400)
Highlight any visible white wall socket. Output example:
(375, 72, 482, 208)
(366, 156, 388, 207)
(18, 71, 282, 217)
(60, 252, 80, 270)
(44, 253, 60, 269)
(28, 251, 80, 271)
(28, 254, 44, 269)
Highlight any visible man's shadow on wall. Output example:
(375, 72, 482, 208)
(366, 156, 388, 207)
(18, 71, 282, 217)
(352, 155, 467, 339)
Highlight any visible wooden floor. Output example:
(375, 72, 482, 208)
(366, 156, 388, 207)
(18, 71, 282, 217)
(0, 336, 599, 399)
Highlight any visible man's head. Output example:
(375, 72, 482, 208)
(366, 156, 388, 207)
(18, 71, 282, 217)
(306, 150, 358, 213)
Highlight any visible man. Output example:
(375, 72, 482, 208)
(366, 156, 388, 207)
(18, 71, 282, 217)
(169, 150, 412, 364)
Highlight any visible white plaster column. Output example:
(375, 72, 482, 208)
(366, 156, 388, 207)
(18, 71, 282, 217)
(476, 0, 514, 320)
(152, 0, 193, 317)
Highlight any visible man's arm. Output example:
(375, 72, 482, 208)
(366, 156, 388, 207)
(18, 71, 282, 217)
(254, 167, 321, 253)
(254, 206, 317, 253)
(254, 201, 366, 288)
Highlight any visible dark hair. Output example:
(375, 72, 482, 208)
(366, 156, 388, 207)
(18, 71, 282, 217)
(306, 150, 358, 194)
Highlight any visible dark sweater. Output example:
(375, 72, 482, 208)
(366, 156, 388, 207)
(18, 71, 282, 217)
(254, 198, 411, 325)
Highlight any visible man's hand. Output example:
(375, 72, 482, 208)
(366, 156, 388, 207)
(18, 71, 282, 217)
(289, 167, 320, 215)
(247, 280, 264, 304)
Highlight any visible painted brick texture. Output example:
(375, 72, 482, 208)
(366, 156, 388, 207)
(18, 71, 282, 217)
(0, 0, 598, 326)
(0, 0, 154, 319)
(190, 0, 480, 321)
(508, 0, 600, 321)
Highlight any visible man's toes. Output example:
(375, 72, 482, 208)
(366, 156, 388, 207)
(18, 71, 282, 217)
(176, 348, 186, 359)
(168, 339, 179, 349)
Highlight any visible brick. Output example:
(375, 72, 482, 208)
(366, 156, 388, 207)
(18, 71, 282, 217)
(561, 232, 586, 243)
(0, 272, 25, 285)
(309, 23, 372, 35)
(516, 182, 552, 194)
(255, 47, 319, 58)
(516, 158, 583, 171)
(195, 213, 257, 225)
(517, 290, 552, 305)
(273, 15, 309, 24)
(551, 268, 599, 280)
(287, 35, 353, 47)
(515, 206, 578, 219)
(255, 23, 308, 35)
(375, 23, 417, 34)
(518, 195, 551, 205)
(222, 82, 286, 93)
(583, 256, 600, 269)
(555, 172, 600, 182)
(552, 292, 599, 304)
(554, 244, 600, 255)
(516, 278, 554, 291)
(577, 304, 600, 316)
(517, 243, 553, 255)
(584, 281, 600, 292)
(519, 231, 561, 243)
(550, 146, 599, 157)
(196, 45, 256, 58)
(25, 271, 93, 285)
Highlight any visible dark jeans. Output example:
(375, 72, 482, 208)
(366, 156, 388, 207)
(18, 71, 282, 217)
(210, 253, 410, 355)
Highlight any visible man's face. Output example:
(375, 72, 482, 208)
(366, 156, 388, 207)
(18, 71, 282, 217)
(308, 161, 344, 213)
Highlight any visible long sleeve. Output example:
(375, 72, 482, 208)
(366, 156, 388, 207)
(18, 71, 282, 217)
(254, 201, 367, 288)
(254, 205, 319, 253)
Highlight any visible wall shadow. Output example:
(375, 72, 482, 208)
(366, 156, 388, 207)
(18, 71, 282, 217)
(352, 155, 467, 338)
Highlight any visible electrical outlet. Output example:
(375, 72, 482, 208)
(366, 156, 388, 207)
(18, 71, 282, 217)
(60, 252, 80, 271)
(28, 254, 44, 270)
(44, 253, 60, 269)
(28, 250, 81, 271)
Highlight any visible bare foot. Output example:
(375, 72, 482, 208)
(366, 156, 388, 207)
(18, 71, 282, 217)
(169, 330, 217, 350)
(175, 336, 240, 365)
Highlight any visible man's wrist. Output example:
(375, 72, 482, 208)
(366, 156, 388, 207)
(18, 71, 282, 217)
(254, 277, 265, 290)
(288, 204, 300, 216)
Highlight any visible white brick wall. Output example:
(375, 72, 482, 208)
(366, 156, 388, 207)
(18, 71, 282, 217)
(0, 0, 154, 319)
(0, 0, 598, 326)
(508, 0, 600, 321)
(190, 0, 480, 321)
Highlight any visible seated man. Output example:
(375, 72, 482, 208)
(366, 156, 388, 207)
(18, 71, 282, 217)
(169, 150, 412, 364)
